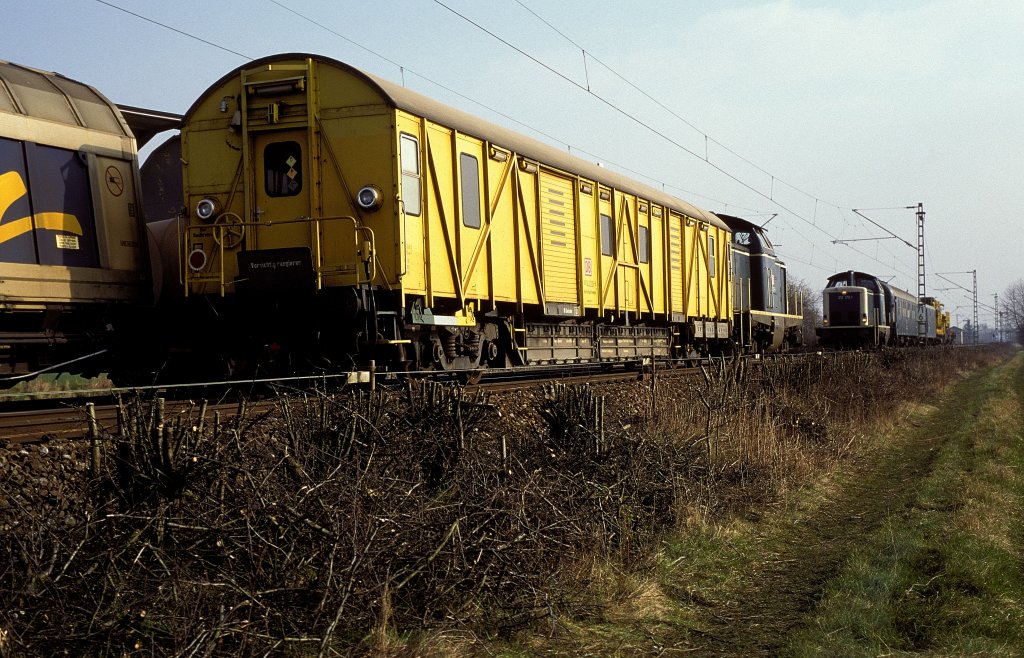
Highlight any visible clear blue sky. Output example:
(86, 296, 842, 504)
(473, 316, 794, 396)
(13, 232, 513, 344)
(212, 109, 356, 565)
(5, 0, 1022, 326)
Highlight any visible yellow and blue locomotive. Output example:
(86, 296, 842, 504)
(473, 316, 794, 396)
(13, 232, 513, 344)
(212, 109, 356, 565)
(0, 61, 150, 379)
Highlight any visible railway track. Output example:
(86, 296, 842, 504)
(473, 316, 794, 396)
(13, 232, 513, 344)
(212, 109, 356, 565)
(0, 398, 248, 445)
(0, 362, 638, 444)
(0, 405, 99, 443)
(0, 354, 776, 444)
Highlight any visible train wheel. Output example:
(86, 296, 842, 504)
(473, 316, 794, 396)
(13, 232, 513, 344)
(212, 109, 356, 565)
(421, 328, 486, 376)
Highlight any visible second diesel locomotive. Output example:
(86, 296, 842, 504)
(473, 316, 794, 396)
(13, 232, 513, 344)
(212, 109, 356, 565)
(817, 271, 951, 348)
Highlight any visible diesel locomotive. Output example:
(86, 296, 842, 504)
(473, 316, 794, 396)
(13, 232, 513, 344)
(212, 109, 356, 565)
(0, 60, 149, 379)
(719, 214, 803, 352)
(817, 271, 951, 348)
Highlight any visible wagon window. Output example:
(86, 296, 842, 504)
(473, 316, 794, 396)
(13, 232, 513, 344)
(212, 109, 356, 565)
(400, 134, 421, 216)
(264, 141, 302, 197)
(709, 235, 716, 277)
(639, 225, 651, 264)
(600, 213, 615, 256)
(460, 153, 481, 229)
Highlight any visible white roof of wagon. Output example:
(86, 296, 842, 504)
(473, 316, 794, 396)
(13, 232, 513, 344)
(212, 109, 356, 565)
(190, 53, 727, 231)
(0, 60, 130, 137)
(368, 71, 726, 229)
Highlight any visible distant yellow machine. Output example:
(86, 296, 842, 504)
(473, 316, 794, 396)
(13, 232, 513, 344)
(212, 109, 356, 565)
(179, 53, 733, 374)
(924, 297, 952, 343)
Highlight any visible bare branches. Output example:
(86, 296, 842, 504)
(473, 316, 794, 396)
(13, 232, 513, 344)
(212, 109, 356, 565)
(1003, 279, 1024, 341)
(0, 347, 1004, 654)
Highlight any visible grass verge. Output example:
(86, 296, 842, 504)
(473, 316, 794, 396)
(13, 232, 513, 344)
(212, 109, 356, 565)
(518, 350, 1024, 657)
(783, 353, 1024, 656)
(1, 348, 1014, 655)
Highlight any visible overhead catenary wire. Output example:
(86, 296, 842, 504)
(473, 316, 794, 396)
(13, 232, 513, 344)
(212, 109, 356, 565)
(93, 0, 928, 287)
(88, 0, 835, 236)
(93, 0, 251, 59)
(507, 1, 858, 211)
(503, 0, 940, 287)
(433, 0, 928, 283)
(512, 0, 829, 211)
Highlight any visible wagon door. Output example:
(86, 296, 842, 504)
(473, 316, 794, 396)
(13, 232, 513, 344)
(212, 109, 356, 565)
(667, 212, 685, 321)
(251, 133, 311, 247)
(221, 130, 321, 289)
(615, 196, 638, 314)
(539, 170, 578, 314)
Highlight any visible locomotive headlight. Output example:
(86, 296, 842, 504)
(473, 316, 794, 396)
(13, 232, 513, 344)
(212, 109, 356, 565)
(195, 197, 221, 223)
(356, 185, 383, 211)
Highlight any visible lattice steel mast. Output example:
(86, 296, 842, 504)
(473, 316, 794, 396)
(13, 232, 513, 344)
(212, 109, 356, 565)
(973, 270, 979, 344)
(916, 203, 926, 338)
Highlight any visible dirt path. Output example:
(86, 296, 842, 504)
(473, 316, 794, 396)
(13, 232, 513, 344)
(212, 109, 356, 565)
(678, 380, 986, 655)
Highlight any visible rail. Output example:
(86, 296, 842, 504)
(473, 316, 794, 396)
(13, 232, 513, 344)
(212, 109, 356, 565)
(0, 352, 782, 443)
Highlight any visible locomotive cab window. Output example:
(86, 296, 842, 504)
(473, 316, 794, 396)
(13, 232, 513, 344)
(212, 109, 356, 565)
(264, 141, 302, 197)
(639, 225, 651, 264)
(400, 134, 421, 216)
(460, 153, 481, 229)
(600, 213, 615, 256)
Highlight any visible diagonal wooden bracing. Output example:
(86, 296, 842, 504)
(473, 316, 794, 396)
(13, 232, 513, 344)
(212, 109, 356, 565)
(461, 154, 514, 303)
(425, 132, 463, 304)
(515, 165, 546, 309)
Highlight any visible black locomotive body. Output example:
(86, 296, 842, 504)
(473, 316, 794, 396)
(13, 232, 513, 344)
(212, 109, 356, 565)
(817, 271, 939, 348)
(719, 214, 803, 352)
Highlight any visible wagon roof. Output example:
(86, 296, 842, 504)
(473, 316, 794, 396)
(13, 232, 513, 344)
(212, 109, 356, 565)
(0, 60, 130, 137)
(187, 53, 727, 231)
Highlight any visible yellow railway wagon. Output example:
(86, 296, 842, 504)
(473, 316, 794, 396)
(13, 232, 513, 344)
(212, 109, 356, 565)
(179, 54, 730, 373)
(0, 60, 148, 376)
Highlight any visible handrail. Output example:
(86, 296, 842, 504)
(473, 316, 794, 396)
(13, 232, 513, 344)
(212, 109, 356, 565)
(184, 214, 375, 295)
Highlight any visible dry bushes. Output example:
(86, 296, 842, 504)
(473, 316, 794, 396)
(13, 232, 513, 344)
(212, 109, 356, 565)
(654, 346, 1013, 518)
(0, 346, 1008, 655)
(1, 384, 682, 655)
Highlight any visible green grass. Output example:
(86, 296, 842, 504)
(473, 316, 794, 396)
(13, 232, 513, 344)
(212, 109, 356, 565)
(0, 372, 112, 400)
(784, 354, 1024, 656)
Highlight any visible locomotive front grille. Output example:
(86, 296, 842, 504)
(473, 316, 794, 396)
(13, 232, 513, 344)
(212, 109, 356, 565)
(828, 293, 862, 327)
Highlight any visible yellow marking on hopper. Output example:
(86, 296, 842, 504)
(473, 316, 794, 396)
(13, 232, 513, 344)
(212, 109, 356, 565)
(0, 170, 83, 245)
